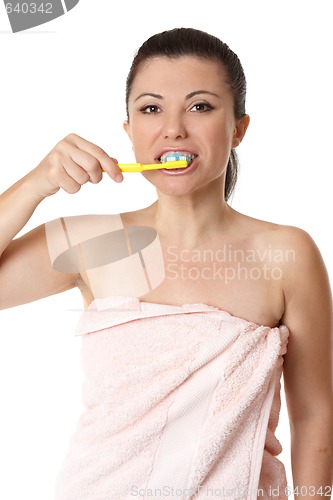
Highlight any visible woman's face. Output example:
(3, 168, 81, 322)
(124, 55, 248, 196)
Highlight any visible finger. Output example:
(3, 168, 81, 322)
(68, 147, 103, 184)
(65, 133, 123, 182)
(102, 157, 123, 183)
(56, 161, 84, 194)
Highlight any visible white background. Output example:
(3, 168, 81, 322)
(0, 0, 332, 498)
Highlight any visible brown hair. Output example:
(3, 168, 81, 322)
(126, 28, 247, 200)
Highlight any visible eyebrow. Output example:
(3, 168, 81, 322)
(134, 90, 221, 102)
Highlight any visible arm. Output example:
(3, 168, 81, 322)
(281, 228, 333, 498)
(0, 133, 122, 309)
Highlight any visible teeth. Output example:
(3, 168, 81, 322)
(159, 152, 197, 165)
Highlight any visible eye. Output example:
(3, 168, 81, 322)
(189, 102, 214, 113)
(140, 104, 161, 114)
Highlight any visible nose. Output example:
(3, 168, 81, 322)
(163, 111, 187, 140)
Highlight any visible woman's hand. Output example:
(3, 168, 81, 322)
(27, 133, 123, 198)
(0, 133, 125, 309)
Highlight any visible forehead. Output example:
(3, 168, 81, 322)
(129, 55, 228, 97)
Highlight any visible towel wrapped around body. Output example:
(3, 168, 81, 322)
(54, 296, 289, 500)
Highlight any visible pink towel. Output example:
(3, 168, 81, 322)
(54, 296, 289, 499)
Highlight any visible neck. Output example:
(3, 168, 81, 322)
(149, 181, 232, 248)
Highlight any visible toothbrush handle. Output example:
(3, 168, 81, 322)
(101, 161, 188, 173)
(118, 163, 167, 172)
(118, 163, 144, 172)
(118, 161, 188, 172)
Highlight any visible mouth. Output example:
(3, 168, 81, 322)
(158, 151, 198, 168)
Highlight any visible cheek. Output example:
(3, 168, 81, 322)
(205, 125, 234, 171)
(128, 117, 152, 144)
(209, 119, 235, 151)
(127, 131, 150, 162)
(126, 125, 142, 150)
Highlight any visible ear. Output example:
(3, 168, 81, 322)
(123, 120, 132, 141)
(232, 114, 250, 148)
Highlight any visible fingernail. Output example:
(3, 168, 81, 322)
(115, 174, 123, 183)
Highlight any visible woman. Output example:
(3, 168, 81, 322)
(0, 28, 332, 499)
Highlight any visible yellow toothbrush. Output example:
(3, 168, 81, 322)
(117, 160, 188, 172)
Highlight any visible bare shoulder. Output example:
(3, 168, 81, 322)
(245, 215, 331, 318)
(266, 222, 320, 252)
(44, 213, 125, 270)
(231, 209, 330, 298)
(233, 210, 323, 263)
(263, 223, 328, 283)
(45, 213, 124, 242)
